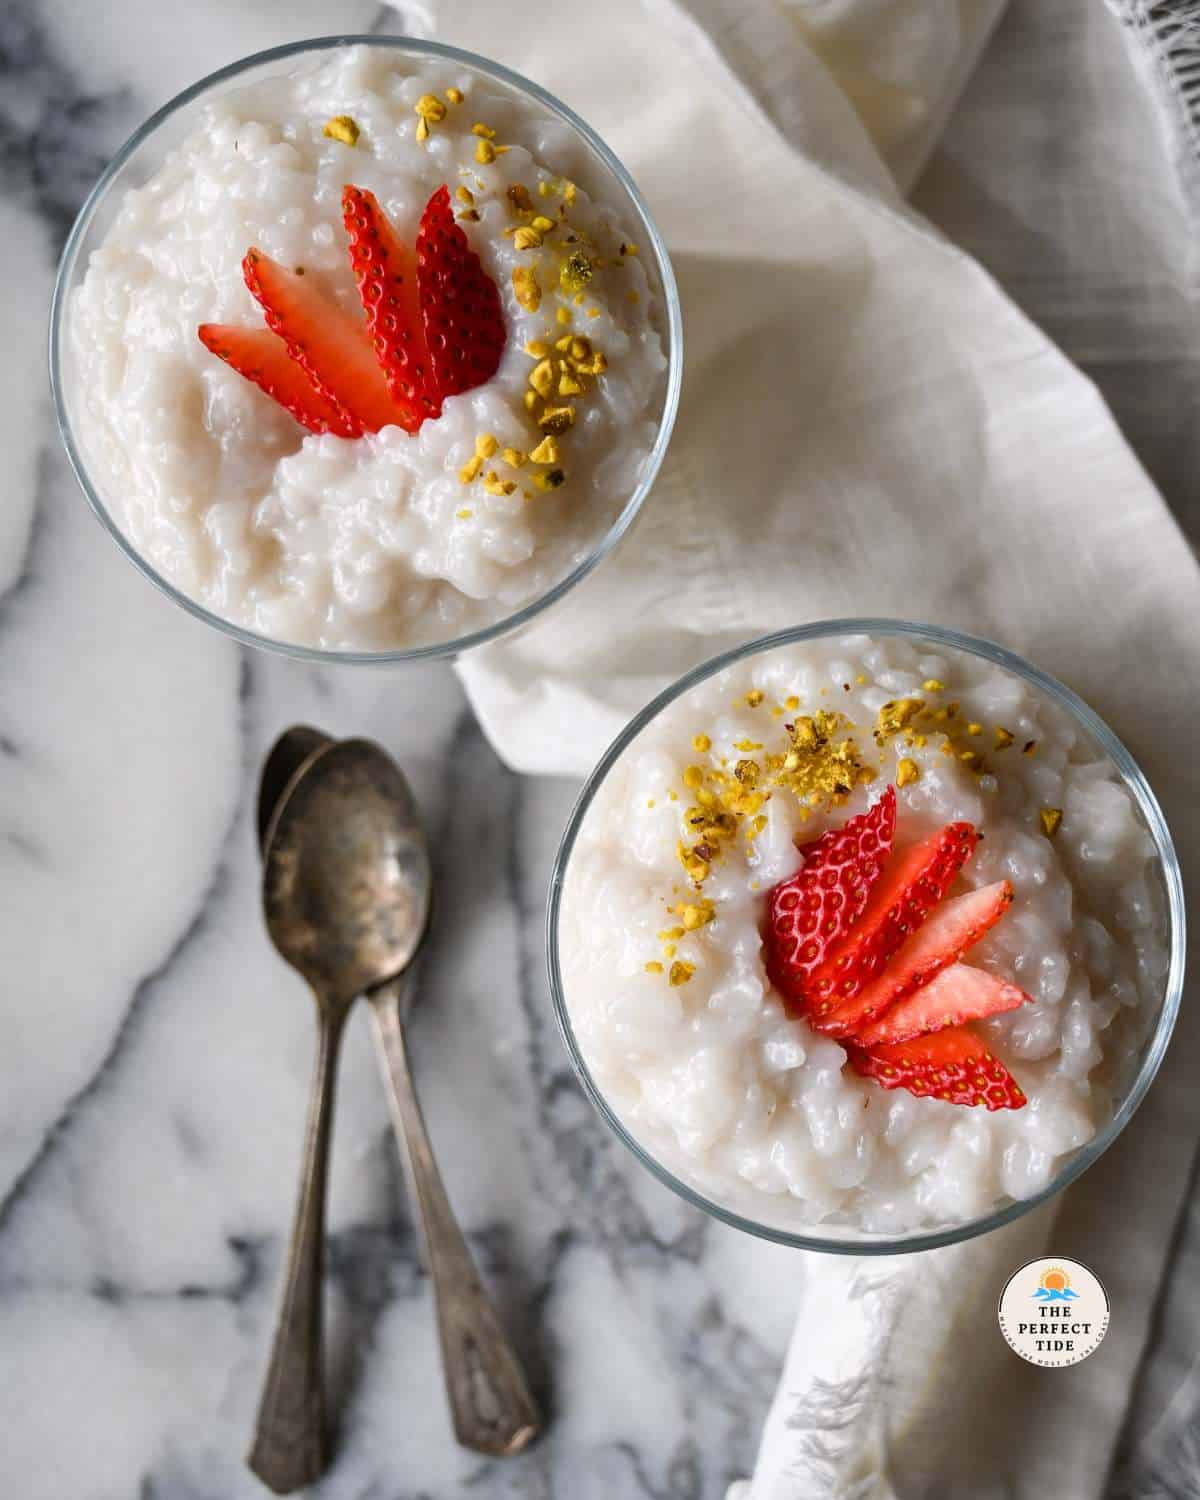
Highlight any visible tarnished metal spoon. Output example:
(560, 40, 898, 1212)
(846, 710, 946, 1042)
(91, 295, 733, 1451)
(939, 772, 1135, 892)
(248, 731, 540, 1493)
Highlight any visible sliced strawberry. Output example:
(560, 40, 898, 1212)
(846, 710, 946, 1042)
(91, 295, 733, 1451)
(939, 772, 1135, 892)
(807, 822, 979, 1030)
(854, 963, 1031, 1049)
(242, 249, 421, 434)
(765, 787, 895, 1015)
(819, 880, 1014, 1039)
(342, 185, 440, 423)
(849, 1025, 1026, 1110)
(197, 324, 359, 437)
(416, 185, 506, 399)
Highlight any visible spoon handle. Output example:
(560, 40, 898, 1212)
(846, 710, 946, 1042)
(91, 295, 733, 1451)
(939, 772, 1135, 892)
(247, 1008, 343, 1494)
(369, 977, 541, 1457)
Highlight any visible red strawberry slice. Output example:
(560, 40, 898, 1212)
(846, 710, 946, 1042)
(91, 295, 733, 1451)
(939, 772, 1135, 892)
(849, 1025, 1026, 1110)
(854, 963, 1031, 1049)
(342, 185, 440, 423)
(242, 249, 421, 434)
(197, 324, 359, 437)
(819, 879, 1014, 1039)
(416, 185, 506, 399)
(807, 822, 979, 1030)
(765, 787, 895, 1015)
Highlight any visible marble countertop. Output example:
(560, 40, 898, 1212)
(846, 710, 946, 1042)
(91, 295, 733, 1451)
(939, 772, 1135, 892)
(2, 2, 1198, 1497)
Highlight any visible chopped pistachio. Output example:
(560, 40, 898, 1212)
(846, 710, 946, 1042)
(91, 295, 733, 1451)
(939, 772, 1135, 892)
(531, 215, 556, 234)
(668, 961, 696, 987)
(560, 252, 594, 293)
(322, 115, 360, 146)
(529, 435, 560, 464)
(896, 758, 920, 788)
(1040, 807, 1063, 838)
(507, 183, 534, 213)
(482, 470, 517, 497)
(475, 432, 498, 459)
(445, 86, 465, 104)
(555, 305, 572, 326)
(522, 390, 539, 412)
(533, 468, 566, 491)
(922, 678, 945, 692)
(644, 961, 664, 975)
(455, 185, 475, 207)
(529, 358, 555, 398)
(415, 117, 430, 143)
(512, 226, 542, 251)
(458, 455, 483, 484)
(967, 722, 983, 736)
(455, 508, 473, 520)
(538, 405, 575, 435)
(475, 138, 496, 164)
(471, 122, 497, 138)
(512, 265, 540, 311)
(501, 446, 527, 469)
(524, 339, 551, 358)
(415, 93, 447, 123)
(994, 726, 1015, 750)
(558, 370, 584, 397)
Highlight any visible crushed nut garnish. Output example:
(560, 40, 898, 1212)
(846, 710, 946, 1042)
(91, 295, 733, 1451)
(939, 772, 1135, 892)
(560, 252, 594, 294)
(458, 455, 483, 484)
(512, 266, 541, 312)
(475, 139, 497, 164)
(558, 369, 584, 396)
(482, 470, 517, 497)
(508, 183, 534, 213)
(513, 226, 543, 251)
(896, 758, 920, 787)
(323, 115, 360, 146)
(525, 340, 551, 358)
(644, 961, 664, 975)
(692, 734, 712, 753)
(1023, 740, 1038, 755)
(922, 678, 945, 692)
(745, 689, 765, 707)
(967, 722, 983, 736)
(456, 508, 473, 520)
(531, 215, 556, 234)
(994, 727, 1014, 750)
(475, 433, 499, 459)
(555, 306, 572, 326)
(529, 358, 555, 398)
(415, 94, 447, 124)
(529, 435, 560, 464)
(677, 899, 716, 931)
(455, 185, 475, 207)
(875, 698, 924, 741)
(668, 961, 696, 987)
(445, 86, 465, 104)
(523, 390, 539, 412)
(501, 446, 527, 469)
(533, 468, 566, 491)
(471, 122, 496, 138)
(538, 405, 576, 434)
(1039, 807, 1063, 838)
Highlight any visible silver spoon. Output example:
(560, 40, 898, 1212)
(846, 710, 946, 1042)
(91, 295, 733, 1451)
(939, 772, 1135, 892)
(249, 732, 540, 1493)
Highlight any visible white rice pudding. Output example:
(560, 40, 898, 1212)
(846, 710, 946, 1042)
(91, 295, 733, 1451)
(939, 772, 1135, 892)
(69, 47, 667, 650)
(559, 634, 1171, 1237)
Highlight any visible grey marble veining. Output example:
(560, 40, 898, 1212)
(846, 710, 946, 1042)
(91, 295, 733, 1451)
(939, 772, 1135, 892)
(2, 1, 1199, 1497)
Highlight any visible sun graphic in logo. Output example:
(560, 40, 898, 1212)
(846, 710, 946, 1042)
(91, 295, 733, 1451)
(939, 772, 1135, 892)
(1032, 1265, 1079, 1302)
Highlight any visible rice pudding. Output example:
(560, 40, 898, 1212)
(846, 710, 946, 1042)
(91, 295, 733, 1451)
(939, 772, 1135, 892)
(557, 631, 1172, 1237)
(67, 45, 668, 651)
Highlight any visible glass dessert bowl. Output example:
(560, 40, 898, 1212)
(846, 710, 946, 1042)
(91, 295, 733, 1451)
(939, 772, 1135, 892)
(50, 36, 681, 661)
(548, 621, 1184, 1253)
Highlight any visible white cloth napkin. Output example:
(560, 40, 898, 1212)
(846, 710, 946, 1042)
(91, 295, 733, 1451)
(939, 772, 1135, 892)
(404, 1, 1200, 1494)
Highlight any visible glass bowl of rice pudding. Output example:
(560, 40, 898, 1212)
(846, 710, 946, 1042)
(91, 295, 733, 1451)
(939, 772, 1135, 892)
(50, 37, 680, 660)
(549, 621, 1184, 1253)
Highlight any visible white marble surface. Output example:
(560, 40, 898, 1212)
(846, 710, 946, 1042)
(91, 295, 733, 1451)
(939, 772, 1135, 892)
(1, 1, 1198, 1497)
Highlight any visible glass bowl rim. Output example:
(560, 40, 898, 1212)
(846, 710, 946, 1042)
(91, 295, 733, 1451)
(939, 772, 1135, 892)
(48, 32, 684, 665)
(546, 617, 1186, 1255)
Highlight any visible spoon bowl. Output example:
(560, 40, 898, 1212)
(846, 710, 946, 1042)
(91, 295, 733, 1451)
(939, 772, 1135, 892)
(263, 739, 431, 1007)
